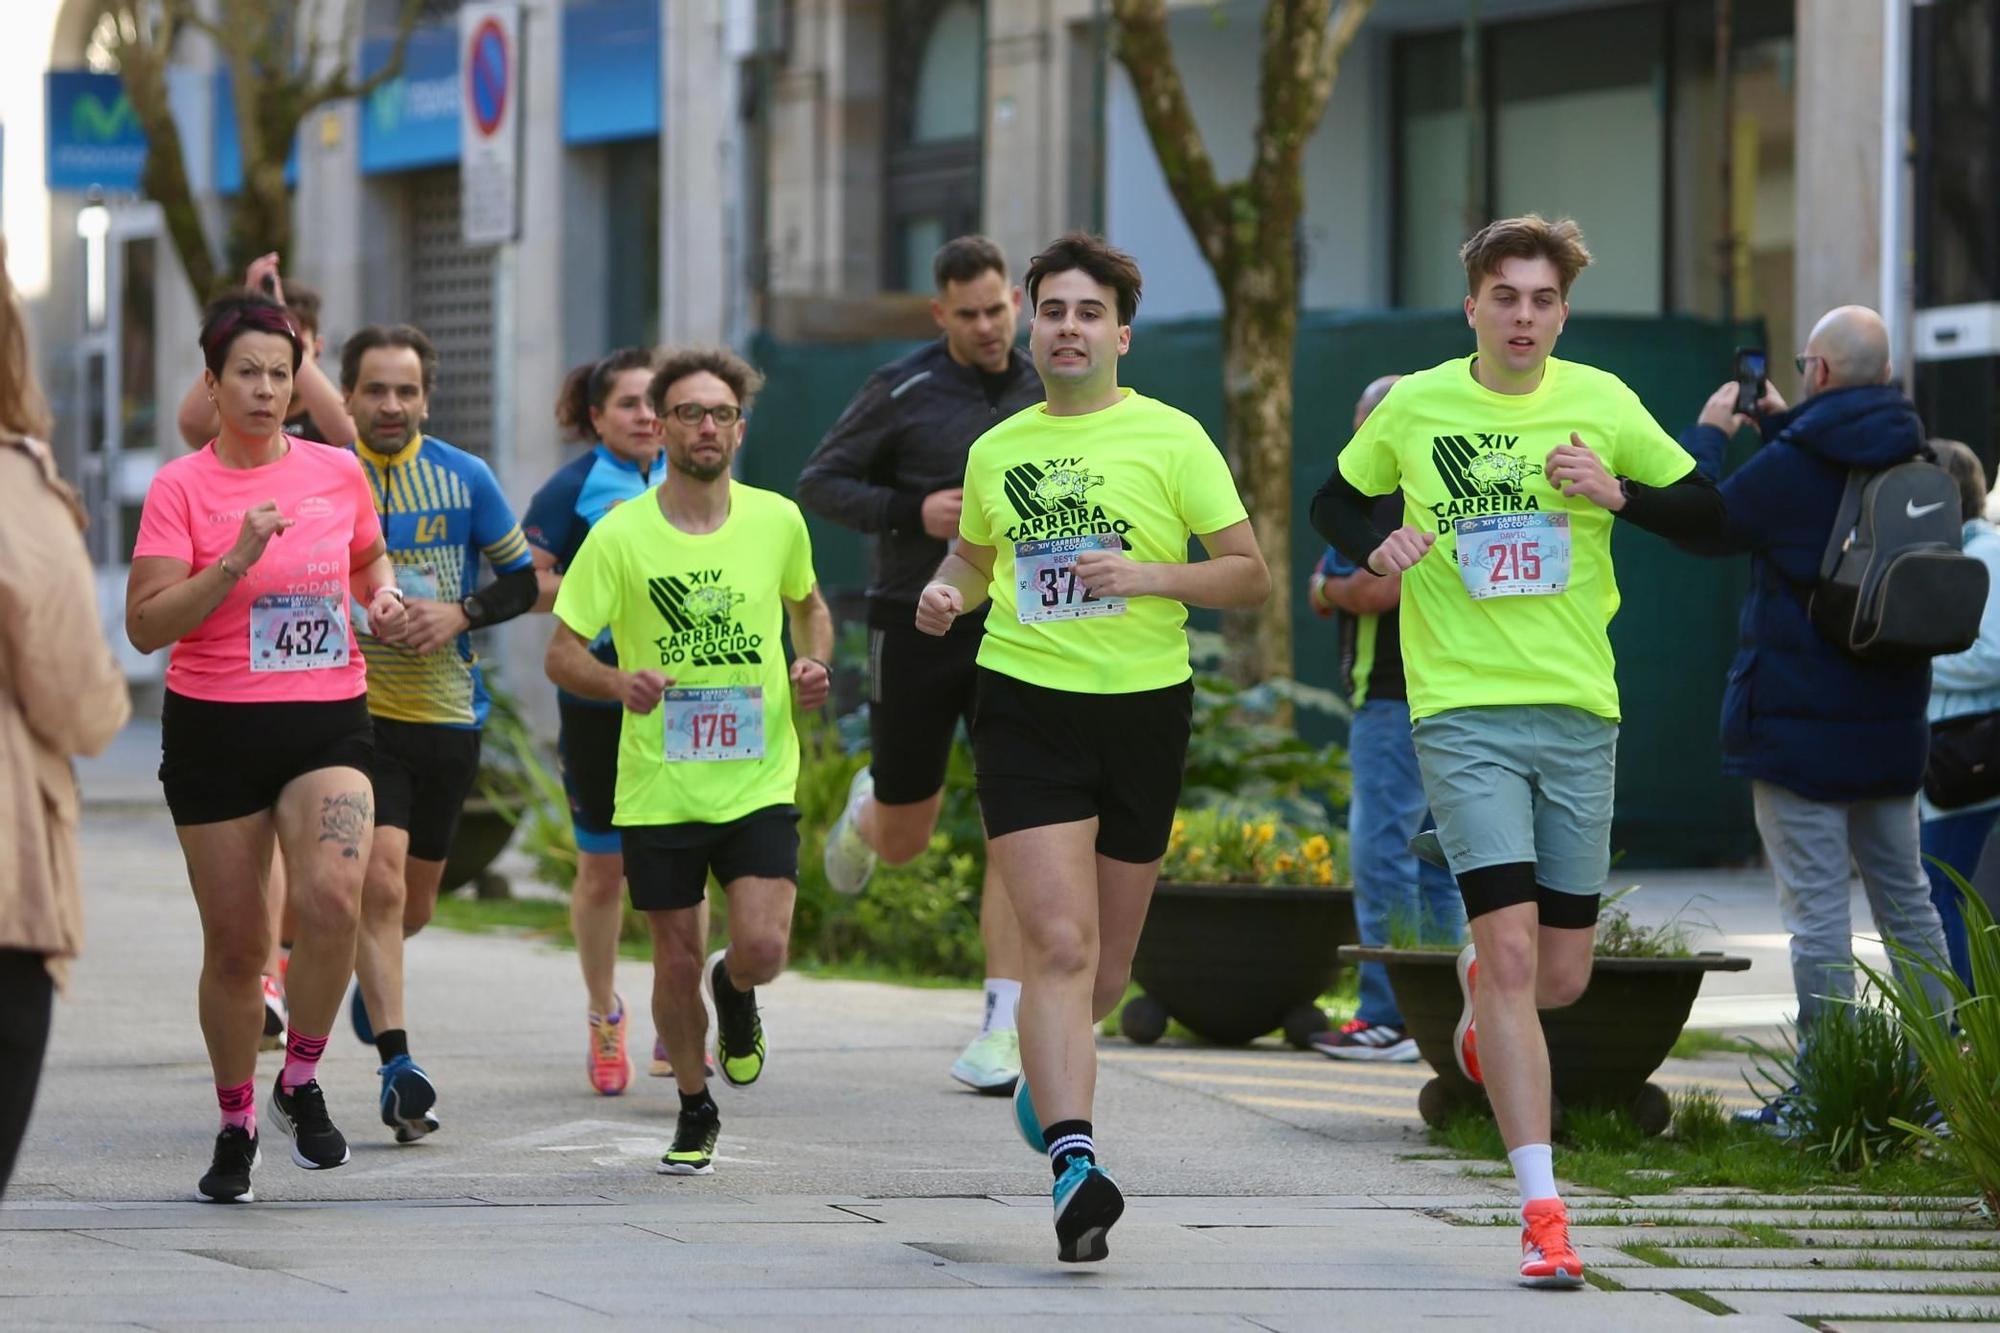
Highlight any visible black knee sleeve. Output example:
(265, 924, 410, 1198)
(1537, 885, 1602, 930)
(1457, 862, 1601, 928)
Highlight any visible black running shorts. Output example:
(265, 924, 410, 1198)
(557, 697, 622, 853)
(159, 690, 375, 827)
(867, 608, 986, 805)
(621, 805, 802, 912)
(369, 718, 483, 862)
(970, 668, 1193, 864)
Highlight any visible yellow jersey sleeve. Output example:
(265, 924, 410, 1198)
(1175, 430, 1249, 535)
(1337, 392, 1404, 496)
(552, 518, 620, 644)
(1612, 383, 1697, 488)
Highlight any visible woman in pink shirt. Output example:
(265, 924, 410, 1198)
(126, 295, 409, 1203)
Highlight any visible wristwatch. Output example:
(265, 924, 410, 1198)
(461, 592, 486, 624)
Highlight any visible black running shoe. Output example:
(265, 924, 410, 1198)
(195, 1126, 260, 1203)
(707, 949, 766, 1087)
(268, 1075, 350, 1169)
(658, 1104, 721, 1175)
(1053, 1154, 1124, 1263)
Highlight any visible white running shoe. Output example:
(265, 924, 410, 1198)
(822, 766, 878, 896)
(950, 1028, 1021, 1094)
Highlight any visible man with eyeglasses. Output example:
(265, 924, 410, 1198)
(1683, 305, 1954, 1133)
(546, 346, 833, 1176)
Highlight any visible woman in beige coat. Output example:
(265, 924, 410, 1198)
(0, 237, 130, 1195)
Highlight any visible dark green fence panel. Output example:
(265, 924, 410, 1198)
(746, 312, 1763, 867)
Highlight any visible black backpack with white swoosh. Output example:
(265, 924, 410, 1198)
(1809, 452, 1988, 663)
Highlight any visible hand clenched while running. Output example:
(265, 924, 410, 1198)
(915, 581, 963, 636)
(619, 668, 671, 714)
(228, 500, 295, 572)
(1073, 548, 1155, 599)
(1366, 526, 1435, 576)
(1544, 434, 1625, 511)
(398, 598, 471, 655)
(790, 656, 830, 711)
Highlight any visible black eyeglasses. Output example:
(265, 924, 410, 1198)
(1795, 353, 1822, 375)
(668, 402, 743, 426)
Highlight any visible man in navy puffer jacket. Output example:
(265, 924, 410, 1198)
(1680, 306, 1951, 1088)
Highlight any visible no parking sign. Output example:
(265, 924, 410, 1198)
(459, 3, 519, 245)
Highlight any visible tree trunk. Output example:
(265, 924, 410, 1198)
(1220, 268, 1297, 688)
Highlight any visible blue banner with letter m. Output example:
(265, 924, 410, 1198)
(46, 71, 147, 192)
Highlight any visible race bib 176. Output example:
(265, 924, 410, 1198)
(661, 686, 765, 762)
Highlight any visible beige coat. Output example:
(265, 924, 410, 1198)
(0, 438, 130, 981)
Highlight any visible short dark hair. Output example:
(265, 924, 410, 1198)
(198, 294, 303, 376)
(1024, 232, 1142, 326)
(557, 347, 659, 439)
(1931, 438, 1988, 523)
(649, 345, 765, 414)
(933, 235, 1009, 291)
(340, 324, 439, 394)
(282, 281, 322, 337)
(1461, 214, 1593, 300)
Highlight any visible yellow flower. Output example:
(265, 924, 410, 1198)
(1300, 834, 1331, 863)
(1188, 847, 1205, 863)
(1240, 821, 1255, 844)
(1170, 817, 1186, 841)
(1314, 859, 1335, 885)
(1272, 853, 1296, 873)
(1256, 821, 1277, 846)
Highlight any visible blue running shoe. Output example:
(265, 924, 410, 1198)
(1735, 1085, 1800, 1139)
(1013, 1074, 1045, 1153)
(1052, 1154, 1124, 1263)
(350, 986, 375, 1046)
(379, 1054, 439, 1143)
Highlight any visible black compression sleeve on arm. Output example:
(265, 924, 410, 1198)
(1616, 469, 1727, 542)
(464, 565, 540, 629)
(1308, 466, 1391, 570)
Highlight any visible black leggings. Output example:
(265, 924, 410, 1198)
(0, 949, 54, 1198)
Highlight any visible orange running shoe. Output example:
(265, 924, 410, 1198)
(588, 999, 632, 1096)
(1519, 1197, 1584, 1288)
(1453, 944, 1482, 1084)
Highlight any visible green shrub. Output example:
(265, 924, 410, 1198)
(1670, 1087, 1731, 1148)
(479, 686, 578, 891)
(1749, 998, 1933, 1173)
(1860, 863, 2000, 1217)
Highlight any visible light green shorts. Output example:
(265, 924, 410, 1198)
(1409, 704, 1618, 895)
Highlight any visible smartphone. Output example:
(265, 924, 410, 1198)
(1733, 346, 1767, 416)
(259, 274, 278, 297)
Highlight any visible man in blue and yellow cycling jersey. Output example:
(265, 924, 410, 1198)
(342, 324, 539, 1143)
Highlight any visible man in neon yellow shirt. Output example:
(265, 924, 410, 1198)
(547, 347, 833, 1177)
(918, 234, 1270, 1263)
(1310, 215, 1724, 1290)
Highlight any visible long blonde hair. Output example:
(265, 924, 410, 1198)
(0, 237, 54, 445)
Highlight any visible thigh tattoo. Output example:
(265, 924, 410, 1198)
(319, 792, 373, 860)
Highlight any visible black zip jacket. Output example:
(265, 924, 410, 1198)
(796, 340, 1043, 624)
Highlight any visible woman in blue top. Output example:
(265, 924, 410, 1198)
(1920, 438, 2000, 992)
(524, 348, 668, 1095)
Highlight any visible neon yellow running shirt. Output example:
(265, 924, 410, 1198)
(553, 483, 818, 826)
(1335, 355, 1694, 722)
(959, 388, 1248, 693)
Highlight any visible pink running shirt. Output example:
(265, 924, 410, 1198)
(133, 437, 383, 703)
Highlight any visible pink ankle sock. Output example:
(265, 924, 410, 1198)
(217, 1080, 256, 1135)
(281, 1030, 329, 1093)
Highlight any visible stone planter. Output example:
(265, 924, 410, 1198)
(1341, 945, 1752, 1136)
(1122, 881, 1356, 1048)
(440, 796, 516, 900)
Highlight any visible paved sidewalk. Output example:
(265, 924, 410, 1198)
(8, 737, 1991, 1327)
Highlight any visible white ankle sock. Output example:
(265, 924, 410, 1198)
(983, 979, 1021, 1034)
(1507, 1143, 1558, 1208)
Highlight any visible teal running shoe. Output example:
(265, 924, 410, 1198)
(1052, 1154, 1124, 1263)
(1013, 1074, 1045, 1153)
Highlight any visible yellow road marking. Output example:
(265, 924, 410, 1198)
(1230, 1093, 1425, 1121)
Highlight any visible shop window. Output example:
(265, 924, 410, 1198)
(885, 0, 984, 291)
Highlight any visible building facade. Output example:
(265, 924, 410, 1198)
(6, 0, 1989, 701)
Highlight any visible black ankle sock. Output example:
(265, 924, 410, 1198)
(680, 1087, 718, 1118)
(375, 1029, 410, 1064)
(1045, 1119, 1095, 1176)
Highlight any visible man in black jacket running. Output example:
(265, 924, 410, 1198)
(797, 236, 1043, 1094)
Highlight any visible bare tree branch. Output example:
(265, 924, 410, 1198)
(313, 0, 424, 105)
(107, 0, 221, 298)
(1110, 0, 1233, 271)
